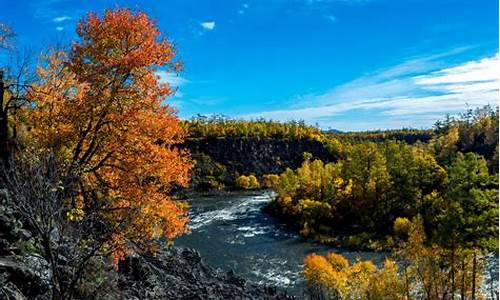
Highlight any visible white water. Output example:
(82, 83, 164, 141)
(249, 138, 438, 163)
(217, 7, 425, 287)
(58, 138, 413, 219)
(176, 191, 387, 296)
(176, 191, 499, 298)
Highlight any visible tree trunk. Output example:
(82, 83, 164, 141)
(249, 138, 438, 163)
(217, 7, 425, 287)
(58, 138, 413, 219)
(460, 258, 466, 300)
(451, 246, 456, 298)
(472, 252, 477, 300)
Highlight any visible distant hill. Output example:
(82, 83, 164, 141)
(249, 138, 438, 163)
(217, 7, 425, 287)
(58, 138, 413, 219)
(322, 128, 343, 134)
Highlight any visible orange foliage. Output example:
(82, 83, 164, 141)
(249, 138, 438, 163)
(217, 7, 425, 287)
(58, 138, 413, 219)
(304, 254, 348, 294)
(26, 9, 192, 266)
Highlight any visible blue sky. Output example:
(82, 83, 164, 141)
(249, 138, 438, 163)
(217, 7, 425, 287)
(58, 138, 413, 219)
(0, 0, 498, 131)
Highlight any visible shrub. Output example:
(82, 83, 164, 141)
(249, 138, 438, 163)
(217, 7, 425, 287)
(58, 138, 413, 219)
(248, 175, 260, 189)
(235, 175, 251, 189)
(261, 174, 280, 188)
(326, 252, 349, 271)
(393, 217, 411, 238)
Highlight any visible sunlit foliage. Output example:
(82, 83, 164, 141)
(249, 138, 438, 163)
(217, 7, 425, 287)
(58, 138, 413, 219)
(184, 115, 325, 141)
(431, 105, 499, 171)
(305, 217, 492, 300)
(330, 128, 434, 145)
(304, 252, 404, 300)
(261, 174, 280, 188)
(23, 8, 192, 265)
(235, 174, 260, 189)
(270, 140, 449, 236)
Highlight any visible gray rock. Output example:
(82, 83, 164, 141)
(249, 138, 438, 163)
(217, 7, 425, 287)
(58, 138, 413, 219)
(118, 247, 295, 300)
(0, 256, 48, 299)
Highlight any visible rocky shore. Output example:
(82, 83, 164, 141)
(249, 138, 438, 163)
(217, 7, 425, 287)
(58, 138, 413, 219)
(1, 246, 295, 300)
(118, 247, 295, 300)
(1, 195, 294, 299)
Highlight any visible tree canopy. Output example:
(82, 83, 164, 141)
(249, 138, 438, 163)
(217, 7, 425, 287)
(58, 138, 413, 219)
(23, 8, 192, 264)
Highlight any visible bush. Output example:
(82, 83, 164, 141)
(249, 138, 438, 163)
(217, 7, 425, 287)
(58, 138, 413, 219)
(235, 175, 251, 189)
(393, 217, 411, 238)
(326, 252, 349, 271)
(248, 175, 260, 189)
(236, 175, 260, 189)
(261, 174, 280, 188)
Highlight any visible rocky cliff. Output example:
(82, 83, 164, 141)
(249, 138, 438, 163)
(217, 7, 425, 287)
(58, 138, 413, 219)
(185, 137, 336, 176)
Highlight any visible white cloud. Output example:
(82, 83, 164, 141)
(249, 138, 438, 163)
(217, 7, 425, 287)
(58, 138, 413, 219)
(53, 15, 71, 22)
(55, 26, 64, 31)
(157, 71, 189, 88)
(414, 55, 498, 86)
(240, 51, 499, 130)
(201, 21, 216, 30)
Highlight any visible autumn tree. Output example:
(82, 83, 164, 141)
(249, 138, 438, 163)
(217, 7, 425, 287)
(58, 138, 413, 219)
(435, 152, 498, 298)
(431, 105, 499, 171)
(24, 9, 192, 265)
(183, 115, 326, 141)
(248, 174, 260, 189)
(261, 174, 280, 188)
(235, 175, 251, 189)
(304, 252, 405, 300)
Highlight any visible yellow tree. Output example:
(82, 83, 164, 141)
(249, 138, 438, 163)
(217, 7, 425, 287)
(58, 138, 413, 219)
(25, 9, 192, 264)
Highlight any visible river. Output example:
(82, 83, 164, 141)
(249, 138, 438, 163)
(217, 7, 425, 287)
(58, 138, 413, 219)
(175, 190, 499, 298)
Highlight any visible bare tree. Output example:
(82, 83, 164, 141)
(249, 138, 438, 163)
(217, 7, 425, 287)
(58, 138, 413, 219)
(0, 23, 35, 169)
(2, 154, 127, 300)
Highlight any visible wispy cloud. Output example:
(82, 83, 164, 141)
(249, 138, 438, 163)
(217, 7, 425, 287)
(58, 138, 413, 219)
(168, 97, 227, 116)
(201, 21, 216, 30)
(31, 0, 73, 20)
(53, 15, 71, 22)
(238, 3, 249, 14)
(324, 15, 337, 22)
(157, 71, 189, 88)
(55, 26, 64, 31)
(241, 50, 499, 130)
(185, 96, 227, 106)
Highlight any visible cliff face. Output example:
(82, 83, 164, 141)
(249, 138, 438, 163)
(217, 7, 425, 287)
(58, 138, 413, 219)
(185, 137, 336, 176)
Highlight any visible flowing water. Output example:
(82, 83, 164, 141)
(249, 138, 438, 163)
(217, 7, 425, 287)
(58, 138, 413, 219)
(175, 191, 387, 296)
(175, 190, 499, 298)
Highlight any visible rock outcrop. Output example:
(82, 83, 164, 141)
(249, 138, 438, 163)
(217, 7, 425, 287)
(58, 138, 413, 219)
(118, 247, 295, 300)
(1, 189, 296, 299)
(185, 137, 336, 176)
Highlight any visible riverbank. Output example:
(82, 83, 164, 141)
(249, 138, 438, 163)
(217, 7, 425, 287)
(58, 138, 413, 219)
(175, 190, 390, 297)
(198, 189, 391, 252)
(180, 188, 407, 252)
(264, 201, 393, 252)
(119, 247, 295, 300)
(176, 190, 499, 298)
